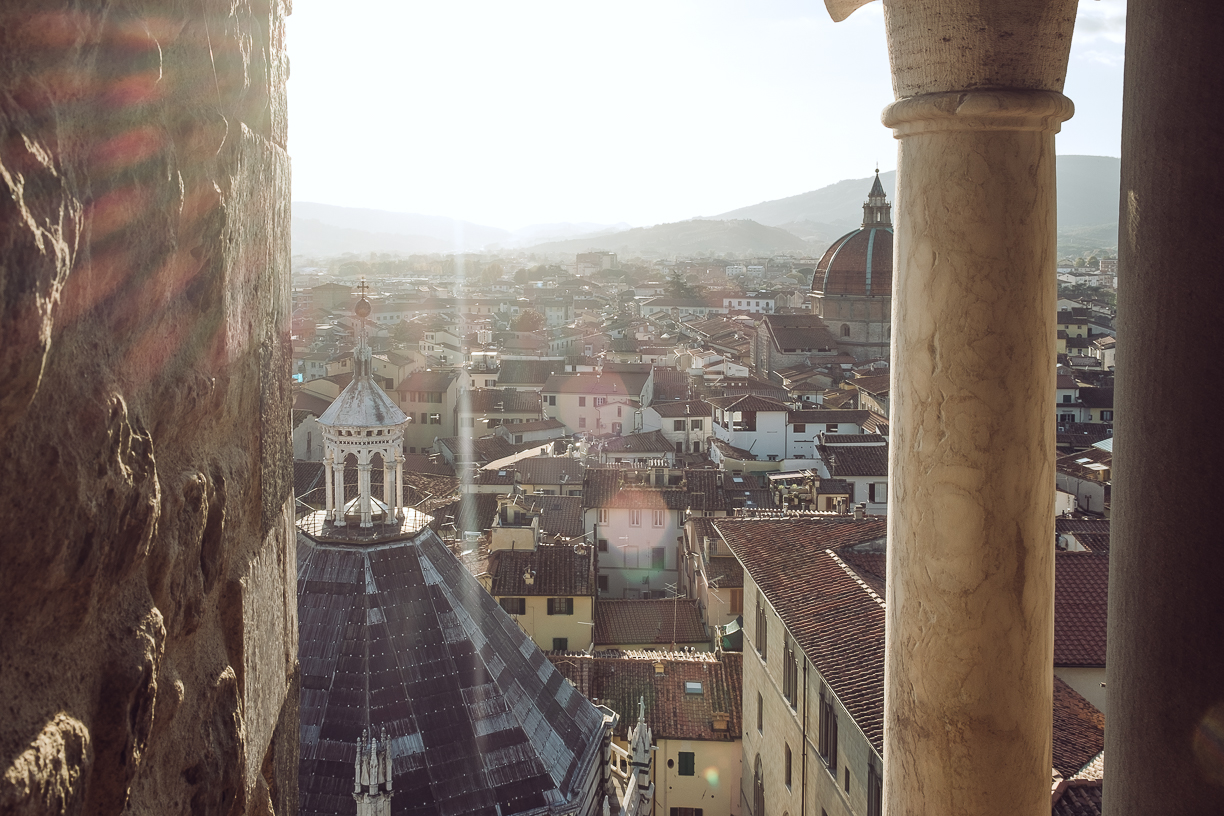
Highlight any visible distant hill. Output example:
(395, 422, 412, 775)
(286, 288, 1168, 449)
(525, 219, 813, 256)
(292, 202, 510, 255)
(703, 155, 1121, 252)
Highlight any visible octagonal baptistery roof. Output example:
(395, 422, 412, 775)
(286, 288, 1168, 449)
(298, 525, 607, 816)
(317, 367, 408, 429)
(811, 172, 893, 298)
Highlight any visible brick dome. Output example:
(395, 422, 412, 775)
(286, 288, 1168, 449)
(811, 171, 893, 297)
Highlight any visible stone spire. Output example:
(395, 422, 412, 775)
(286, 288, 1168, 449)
(862, 167, 892, 227)
(353, 727, 393, 816)
(629, 695, 653, 787)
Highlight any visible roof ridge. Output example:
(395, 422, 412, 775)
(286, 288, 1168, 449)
(827, 548, 887, 610)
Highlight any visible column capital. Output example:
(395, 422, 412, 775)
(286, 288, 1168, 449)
(883, 89, 1073, 138)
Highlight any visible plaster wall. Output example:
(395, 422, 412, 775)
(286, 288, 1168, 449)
(496, 595, 594, 653)
(653, 737, 741, 816)
(1054, 667, 1107, 716)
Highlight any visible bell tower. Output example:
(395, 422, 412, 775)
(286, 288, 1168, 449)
(862, 167, 892, 227)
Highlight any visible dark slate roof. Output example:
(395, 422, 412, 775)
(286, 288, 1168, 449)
(396, 369, 460, 394)
(504, 418, 565, 434)
(297, 528, 606, 816)
(1078, 387, 1114, 409)
(497, 359, 565, 387)
(1054, 552, 1109, 667)
(593, 599, 708, 646)
(489, 543, 595, 597)
(583, 468, 759, 513)
(549, 651, 742, 742)
(541, 372, 648, 397)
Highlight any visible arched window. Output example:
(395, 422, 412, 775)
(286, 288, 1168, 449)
(754, 754, 765, 816)
(840, 324, 851, 338)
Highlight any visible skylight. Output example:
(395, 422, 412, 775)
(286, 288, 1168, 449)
(685, 681, 703, 694)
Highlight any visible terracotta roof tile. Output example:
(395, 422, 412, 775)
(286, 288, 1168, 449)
(1054, 552, 1109, 667)
(1051, 781, 1103, 816)
(548, 651, 742, 741)
(819, 443, 889, 477)
(715, 518, 889, 753)
(594, 599, 709, 646)
(489, 542, 595, 596)
(1052, 676, 1106, 778)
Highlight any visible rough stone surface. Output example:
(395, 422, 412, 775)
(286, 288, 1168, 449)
(1107, 1, 1224, 813)
(0, 2, 296, 815)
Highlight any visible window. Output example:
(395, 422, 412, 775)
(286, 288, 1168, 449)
(692, 441, 701, 453)
(598, 509, 609, 523)
(674, 419, 686, 431)
(840, 324, 850, 338)
(676, 441, 684, 454)
(845, 767, 851, 793)
(499, 597, 526, 615)
(630, 509, 642, 527)
(690, 418, 703, 431)
(514, 434, 524, 444)
(578, 396, 586, 407)
(675, 751, 695, 776)
(617, 406, 623, 417)
(1062, 394, 1072, 403)
(547, 597, 574, 615)
(598, 538, 608, 552)
(428, 413, 441, 425)
(753, 755, 765, 816)
(547, 395, 556, 406)
(670, 810, 703, 816)
(1060, 413, 1076, 423)
(595, 397, 607, 407)
(785, 744, 793, 788)
(612, 422, 622, 435)
(756, 591, 769, 660)
(825, 423, 838, 432)
(652, 510, 665, 527)
(757, 692, 763, 733)
(598, 575, 609, 592)
(868, 482, 887, 503)
(730, 587, 743, 614)
(652, 547, 665, 569)
(867, 760, 883, 816)
(1102, 410, 1114, 421)
(793, 423, 806, 433)
(420, 412, 429, 424)
(819, 685, 839, 771)
(552, 637, 568, 651)
(783, 634, 799, 709)
(579, 416, 587, 428)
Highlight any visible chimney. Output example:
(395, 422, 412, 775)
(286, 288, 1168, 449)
(854, 503, 866, 521)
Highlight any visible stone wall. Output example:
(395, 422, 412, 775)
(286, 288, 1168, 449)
(0, 2, 297, 814)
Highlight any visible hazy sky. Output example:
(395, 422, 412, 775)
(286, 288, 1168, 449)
(287, 1, 1126, 231)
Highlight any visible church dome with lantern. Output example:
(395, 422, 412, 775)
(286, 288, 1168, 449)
(809, 171, 894, 362)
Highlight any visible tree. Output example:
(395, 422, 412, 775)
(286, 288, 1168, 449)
(512, 309, 546, 333)
(667, 269, 697, 299)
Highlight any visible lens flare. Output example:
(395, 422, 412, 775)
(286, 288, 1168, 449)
(704, 767, 719, 785)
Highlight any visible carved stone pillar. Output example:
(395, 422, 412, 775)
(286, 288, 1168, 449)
(872, 2, 1078, 814)
(357, 460, 373, 527)
(393, 454, 404, 520)
(324, 449, 335, 517)
(333, 461, 347, 526)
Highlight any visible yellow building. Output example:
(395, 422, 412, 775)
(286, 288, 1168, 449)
(550, 650, 744, 816)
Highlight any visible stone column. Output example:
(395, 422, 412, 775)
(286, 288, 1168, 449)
(357, 459, 373, 527)
(394, 454, 405, 520)
(324, 449, 335, 518)
(1106, 2, 1224, 813)
(874, 2, 1077, 815)
(333, 460, 347, 526)
(382, 454, 394, 519)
